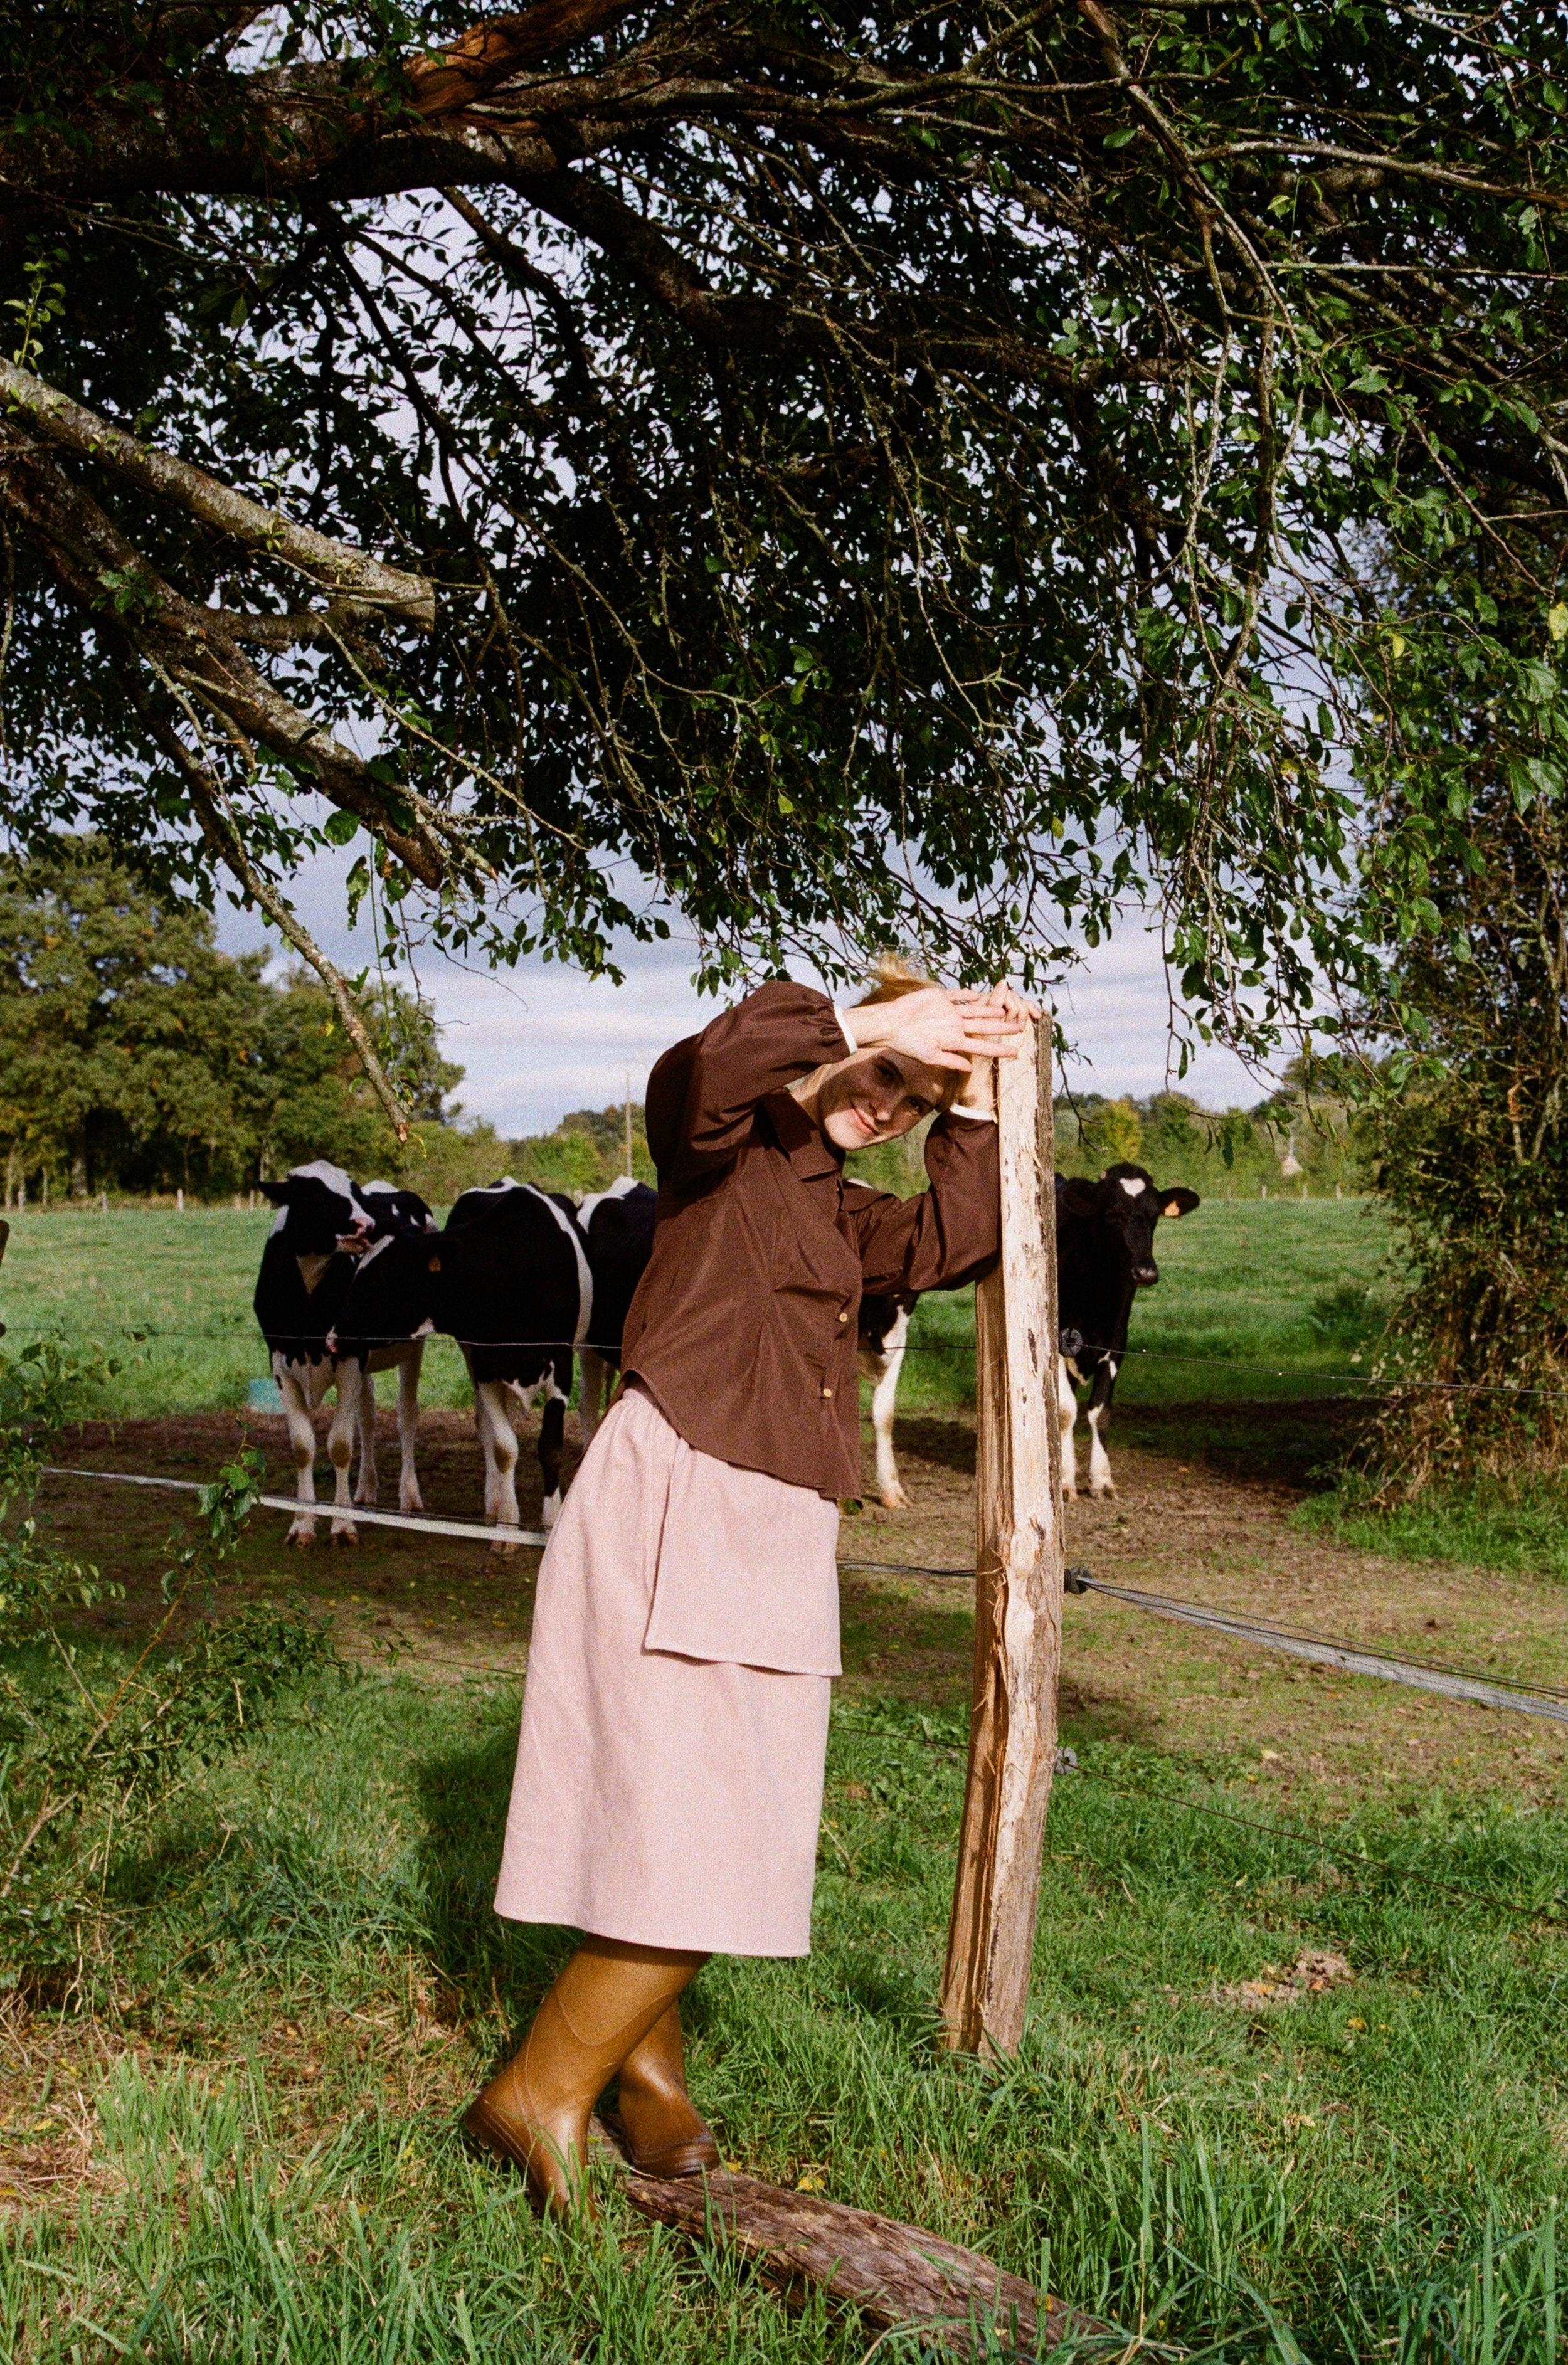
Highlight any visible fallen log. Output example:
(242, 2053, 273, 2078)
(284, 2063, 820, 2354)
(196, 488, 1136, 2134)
(598, 2117, 1107, 2357)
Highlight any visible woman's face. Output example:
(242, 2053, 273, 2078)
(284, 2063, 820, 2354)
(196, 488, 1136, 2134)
(817, 1049, 946, 1150)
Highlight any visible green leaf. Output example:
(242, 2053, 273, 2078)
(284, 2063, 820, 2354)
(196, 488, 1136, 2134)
(322, 812, 359, 847)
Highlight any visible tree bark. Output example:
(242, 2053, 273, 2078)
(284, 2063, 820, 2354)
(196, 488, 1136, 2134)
(601, 2121, 1100, 2354)
(940, 1013, 1063, 2056)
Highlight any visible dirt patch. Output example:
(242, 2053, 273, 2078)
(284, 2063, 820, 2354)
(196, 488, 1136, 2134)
(1213, 1948, 1355, 2011)
(36, 1400, 1568, 1799)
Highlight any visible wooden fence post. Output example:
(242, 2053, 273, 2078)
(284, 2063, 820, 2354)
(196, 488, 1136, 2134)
(939, 1013, 1062, 2055)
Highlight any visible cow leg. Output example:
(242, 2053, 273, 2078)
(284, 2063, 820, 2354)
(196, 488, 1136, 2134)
(1086, 1358, 1119, 1498)
(324, 1362, 362, 1542)
(277, 1357, 322, 1546)
(475, 1379, 522, 1553)
(1057, 1357, 1079, 1500)
(395, 1342, 425, 1513)
(869, 1345, 911, 1509)
(461, 1350, 498, 1525)
(353, 1367, 379, 1505)
(539, 1367, 569, 1529)
(577, 1344, 609, 1450)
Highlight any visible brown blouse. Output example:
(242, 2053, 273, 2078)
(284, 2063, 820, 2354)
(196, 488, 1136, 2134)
(621, 980, 1000, 1498)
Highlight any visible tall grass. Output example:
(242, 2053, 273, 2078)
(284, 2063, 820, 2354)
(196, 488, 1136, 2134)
(1296, 1471, 1568, 1585)
(2, 1673, 1562, 2360)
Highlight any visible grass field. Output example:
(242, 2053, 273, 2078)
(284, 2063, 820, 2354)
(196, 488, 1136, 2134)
(5, 1193, 1568, 2361)
(0, 1195, 1396, 1422)
(3, 1659, 1564, 2362)
(0, 1207, 480, 1417)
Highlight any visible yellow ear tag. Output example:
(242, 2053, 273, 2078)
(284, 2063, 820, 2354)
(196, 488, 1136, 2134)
(428, 1254, 442, 1272)
(1163, 1200, 1185, 1218)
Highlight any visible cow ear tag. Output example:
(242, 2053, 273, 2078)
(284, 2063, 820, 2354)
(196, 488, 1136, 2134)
(428, 1254, 442, 1272)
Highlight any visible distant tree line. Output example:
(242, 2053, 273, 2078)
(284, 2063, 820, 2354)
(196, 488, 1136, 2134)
(0, 839, 657, 1209)
(1056, 1069, 1372, 1200)
(0, 839, 1372, 1212)
(839, 1064, 1372, 1205)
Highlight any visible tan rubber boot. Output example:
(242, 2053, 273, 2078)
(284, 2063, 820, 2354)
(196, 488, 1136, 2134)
(615, 2001, 720, 2178)
(464, 1939, 702, 2213)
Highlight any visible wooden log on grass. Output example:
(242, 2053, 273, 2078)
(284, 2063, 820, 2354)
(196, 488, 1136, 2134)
(940, 1013, 1064, 2056)
(602, 2120, 1101, 2355)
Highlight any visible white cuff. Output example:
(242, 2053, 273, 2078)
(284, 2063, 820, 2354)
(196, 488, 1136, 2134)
(948, 1104, 995, 1122)
(833, 1003, 858, 1054)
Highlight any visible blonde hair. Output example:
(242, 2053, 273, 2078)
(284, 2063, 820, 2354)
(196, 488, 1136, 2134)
(852, 952, 933, 1010)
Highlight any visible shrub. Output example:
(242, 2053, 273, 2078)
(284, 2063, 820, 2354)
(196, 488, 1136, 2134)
(0, 1336, 337, 1996)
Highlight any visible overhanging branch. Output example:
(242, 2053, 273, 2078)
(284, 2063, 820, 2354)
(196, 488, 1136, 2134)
(0, 358, 435, 630)
(145, 714, 411, 1143)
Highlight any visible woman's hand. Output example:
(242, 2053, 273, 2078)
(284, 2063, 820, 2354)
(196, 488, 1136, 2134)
(846, 982, 1037, 1074)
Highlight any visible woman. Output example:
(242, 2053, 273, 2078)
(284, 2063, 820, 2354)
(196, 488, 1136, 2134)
(465, 969, 1029, 2211)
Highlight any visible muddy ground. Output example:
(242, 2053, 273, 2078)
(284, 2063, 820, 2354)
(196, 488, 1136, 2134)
(38, 1400, 1568, 1808)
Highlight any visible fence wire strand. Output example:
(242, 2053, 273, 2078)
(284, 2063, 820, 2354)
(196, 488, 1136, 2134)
(34, 1465, 1568, 1726)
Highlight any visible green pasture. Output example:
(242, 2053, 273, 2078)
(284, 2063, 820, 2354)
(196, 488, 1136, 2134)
(0, 1207, 477, 1419)
(0, 1197, 1397, 1424)
(3, 1665, 1563, 2362)
(899, 1195, 1394, 1415)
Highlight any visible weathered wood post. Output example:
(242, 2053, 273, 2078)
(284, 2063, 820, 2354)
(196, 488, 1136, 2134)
(939, 1012, 1063, 2055)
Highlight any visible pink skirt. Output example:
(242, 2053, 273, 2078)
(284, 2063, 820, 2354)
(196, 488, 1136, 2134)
(494, 1385, 840, 1955)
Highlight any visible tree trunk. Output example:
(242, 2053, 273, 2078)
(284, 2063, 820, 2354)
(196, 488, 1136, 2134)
(68, 1119, 88, 1199)
(940, 1013, 1064, 2056)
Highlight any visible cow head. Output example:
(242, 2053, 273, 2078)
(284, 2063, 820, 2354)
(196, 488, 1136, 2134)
(358, 1182, 438, 1240)
(259, 1160, 375, 1257)
(260, 1164, 433, 1259)
(1061, 1161, 1200, 1288)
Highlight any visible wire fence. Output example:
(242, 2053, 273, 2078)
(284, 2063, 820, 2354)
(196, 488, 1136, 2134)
(34, 1464, 1568, 1728)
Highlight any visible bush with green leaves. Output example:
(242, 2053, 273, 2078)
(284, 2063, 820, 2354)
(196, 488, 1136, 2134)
(0, 1336, 337, 1994)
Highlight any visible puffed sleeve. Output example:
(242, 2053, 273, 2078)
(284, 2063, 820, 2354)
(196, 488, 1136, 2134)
(646, 980, 852, 1187)
(845, 1113, 1000, 1293)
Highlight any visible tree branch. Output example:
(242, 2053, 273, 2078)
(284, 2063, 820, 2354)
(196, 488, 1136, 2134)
(0, 418, 451, 885)
(0, 357, 435, 629)
(140, 713, 412, 1142)
(406, 0, 644, 116)
(519, 166, 1184, 396)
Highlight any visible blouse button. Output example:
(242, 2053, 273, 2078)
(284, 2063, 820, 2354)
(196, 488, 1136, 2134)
(821, 1385, 834, 1399)
(837, 1309, 849, 1323)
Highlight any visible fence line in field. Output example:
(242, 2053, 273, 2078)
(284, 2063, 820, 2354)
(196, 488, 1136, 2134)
(41, 1465, 552, 1549)
(37, 1465, 1568, 1728)
(840, 1558, 1568, 1725)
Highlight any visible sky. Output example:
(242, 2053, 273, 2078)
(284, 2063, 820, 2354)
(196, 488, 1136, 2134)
(212, 845, 1274, 1138)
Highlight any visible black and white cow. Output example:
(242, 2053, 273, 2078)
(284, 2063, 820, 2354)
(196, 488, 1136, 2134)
(1055, 1161, 1200, 1499)
(329, 1177, 591, 1547)
(574, 1177, 659, 1446)
(253, 1160, 435, 1545)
